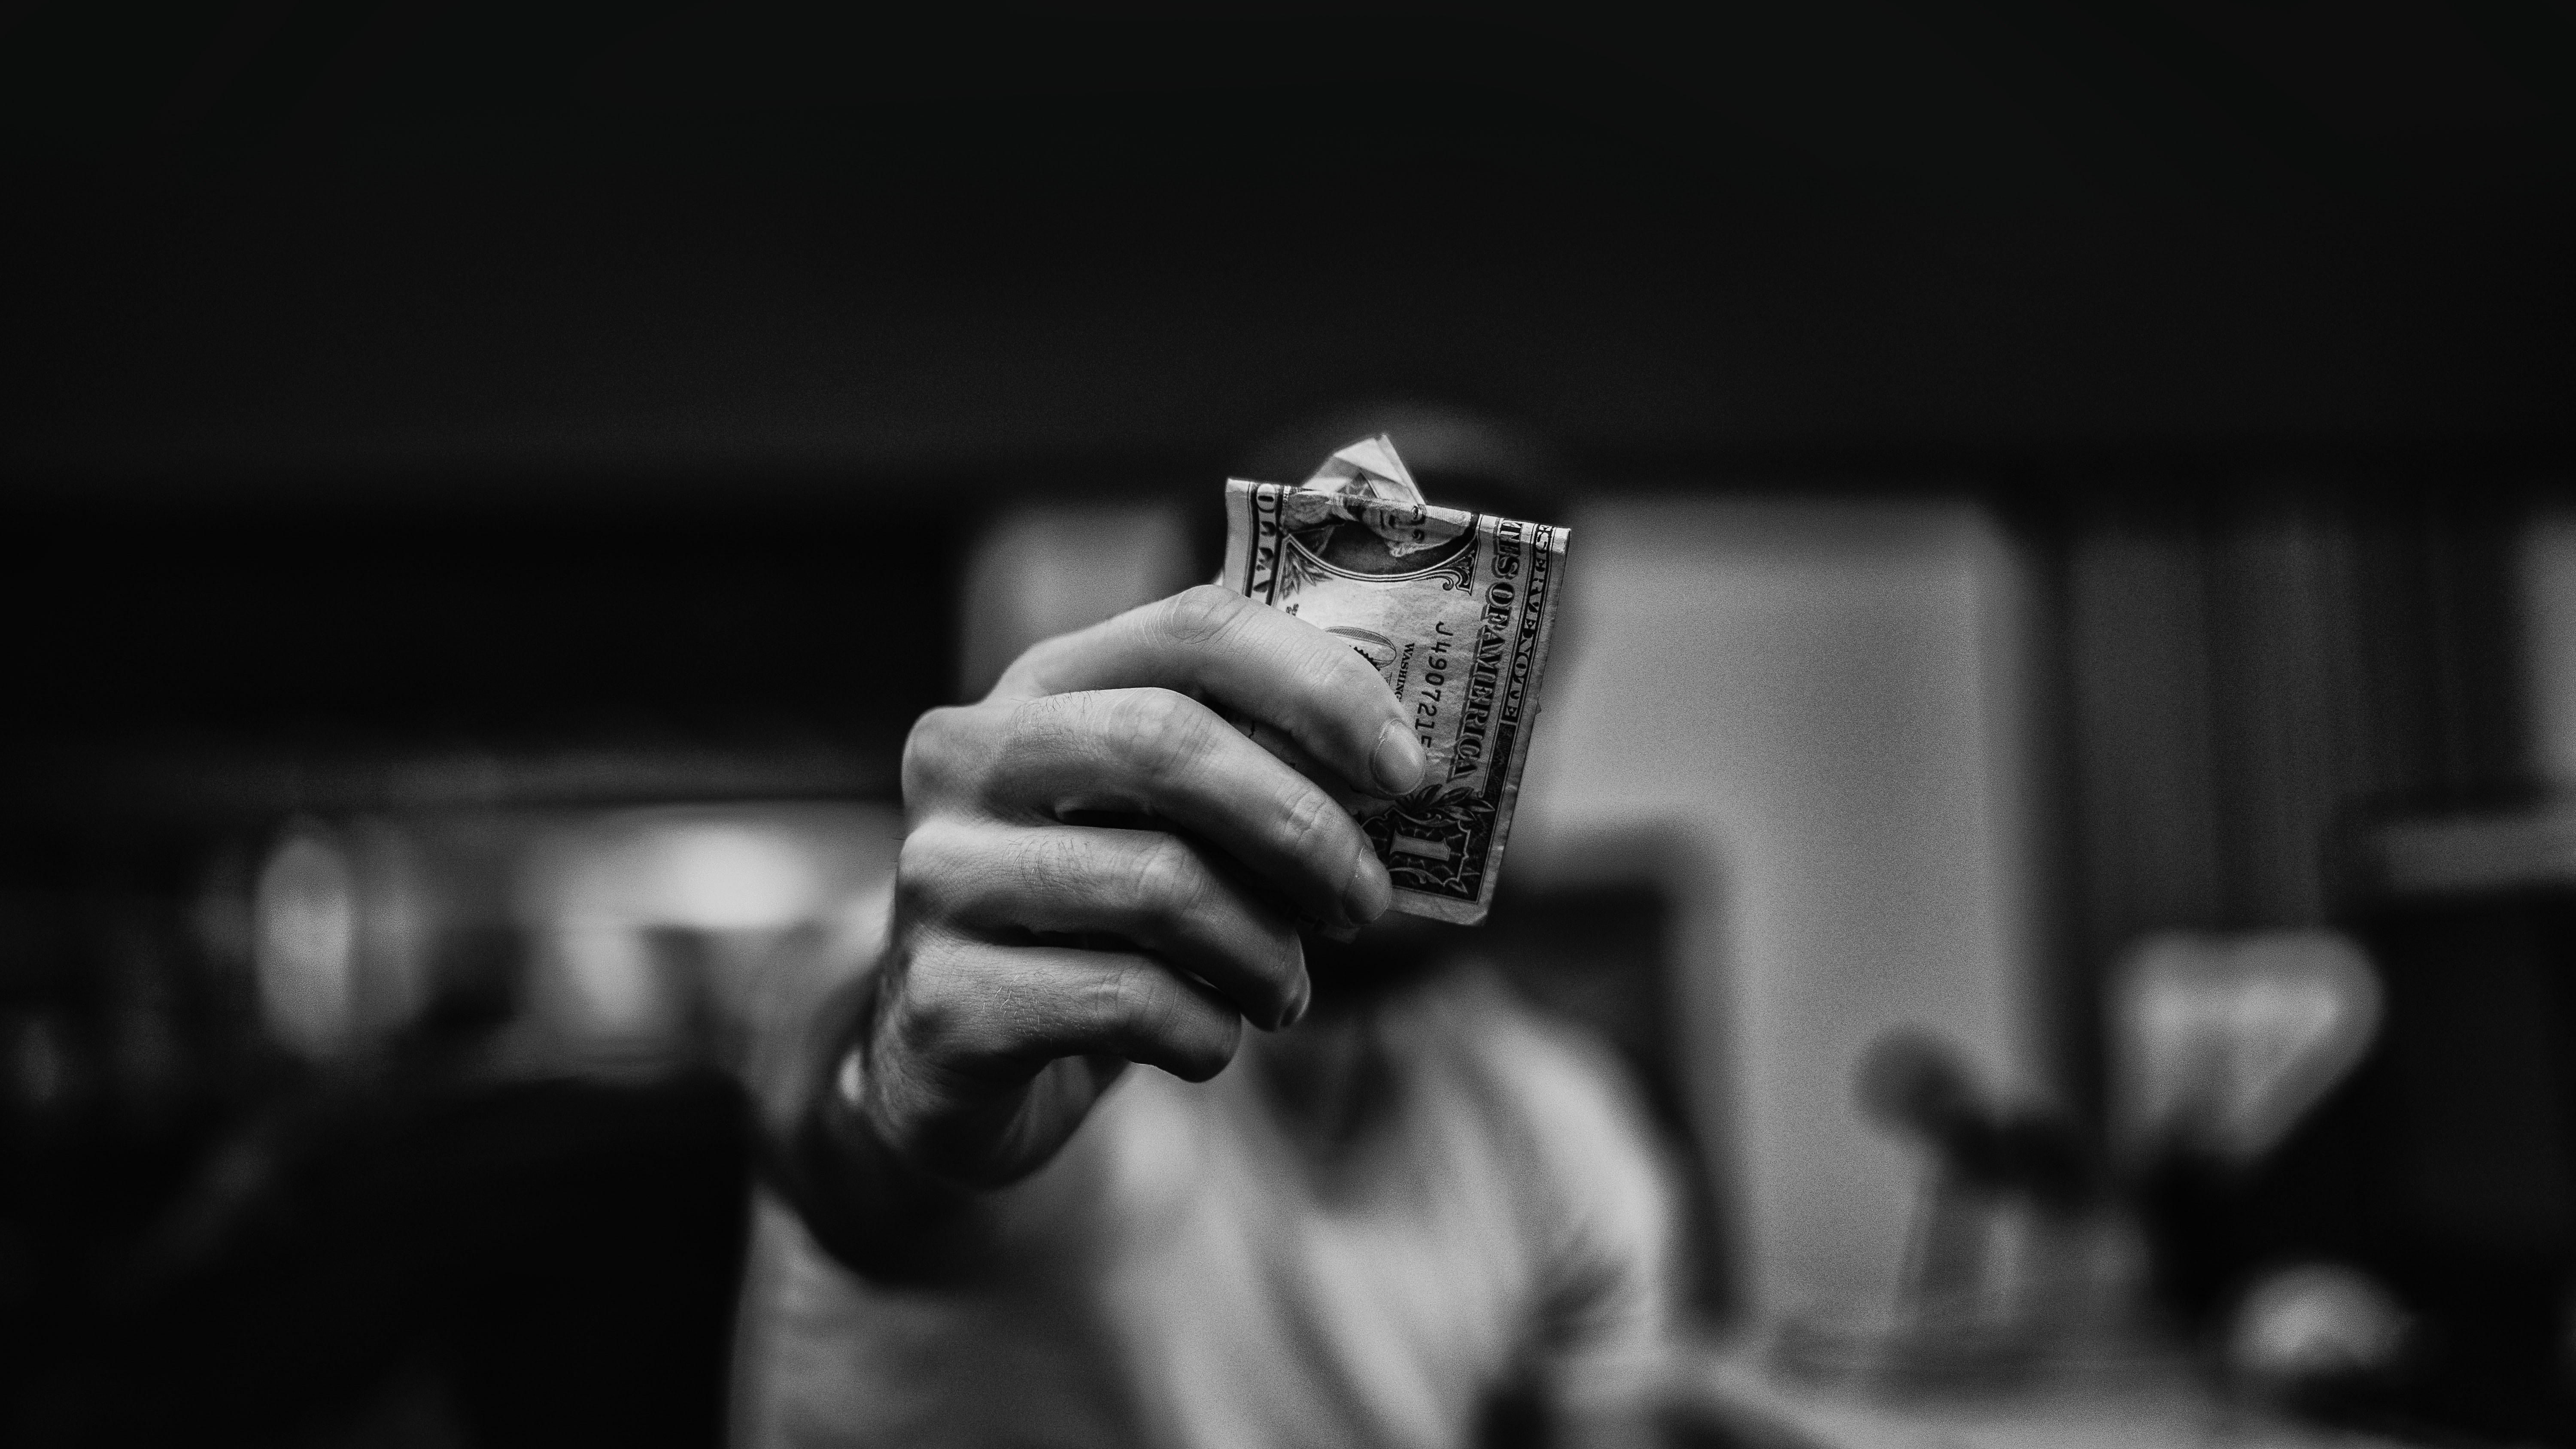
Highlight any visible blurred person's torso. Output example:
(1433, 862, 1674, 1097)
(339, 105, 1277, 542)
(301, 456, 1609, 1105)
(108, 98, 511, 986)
(731, 966, 1674, 1449)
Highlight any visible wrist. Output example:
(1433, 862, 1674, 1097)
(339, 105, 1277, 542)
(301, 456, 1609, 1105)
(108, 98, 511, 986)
(808, 970, 924, 1187)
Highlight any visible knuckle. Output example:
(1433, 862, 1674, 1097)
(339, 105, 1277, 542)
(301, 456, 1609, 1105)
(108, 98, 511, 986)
(1274, 780, 1346, 866)
(993, 694, 1051, 754)
(1090, 956, 1164, 1046)
(987, 696, 1080, 793)
(1090, 959, 1236, 1082)
(1106, 688, 1211, 778)
(1106, 956, 1158, 1022)
(1139, 964, 1189, 1037)
(1015, 828, 1088, 903)
(1157, 584, 1249, 646)
(894, 821, 973, 914)
(893, 933, 978, 1054)
(1000, 691, 1091, 761)
(902, 705, 986, 804)
(1124, 834, 1207, 925)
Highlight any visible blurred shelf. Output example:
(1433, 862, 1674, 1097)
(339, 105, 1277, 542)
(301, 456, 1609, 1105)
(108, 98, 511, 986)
(4, 739, 899, 828)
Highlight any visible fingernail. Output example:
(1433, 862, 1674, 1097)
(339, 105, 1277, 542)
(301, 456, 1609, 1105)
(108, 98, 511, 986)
(1282, 977, 1312, 1030)
(1370, 722, 1426, 795)
(1341, 855, 1393, 925)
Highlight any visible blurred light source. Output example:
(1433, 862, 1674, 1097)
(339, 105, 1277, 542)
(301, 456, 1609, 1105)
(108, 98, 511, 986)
(346, 816, 436, 1040)
(254, 822, 359, 1059)
(651, 825, 824, 932)
(2521, 512, 2576, 790)
(7, 1013, 70, 1112)
(553, 926, 675, 1043)
(528, 815, 837, 934)
(515, 805, 902, 1070)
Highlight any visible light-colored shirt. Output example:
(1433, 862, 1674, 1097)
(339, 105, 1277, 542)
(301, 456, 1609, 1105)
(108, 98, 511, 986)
(730, 967, 1680, 1449)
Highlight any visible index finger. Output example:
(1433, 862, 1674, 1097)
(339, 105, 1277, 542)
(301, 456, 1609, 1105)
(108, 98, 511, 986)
(990, 585, 1428, 799)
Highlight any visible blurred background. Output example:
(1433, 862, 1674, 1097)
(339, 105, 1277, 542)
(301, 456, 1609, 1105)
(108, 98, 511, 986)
(4, 2, 2576, 1446)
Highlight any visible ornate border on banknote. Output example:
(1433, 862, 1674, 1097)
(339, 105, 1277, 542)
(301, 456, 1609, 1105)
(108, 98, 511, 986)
(1220, 478, 1570, 926)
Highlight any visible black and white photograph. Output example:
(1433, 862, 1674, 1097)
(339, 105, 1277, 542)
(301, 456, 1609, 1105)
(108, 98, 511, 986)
(4, 4, 2576, 1446)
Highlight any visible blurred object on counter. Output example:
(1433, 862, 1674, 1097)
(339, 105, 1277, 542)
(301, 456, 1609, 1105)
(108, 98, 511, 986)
(2108, 932, 2382, 1170)
(2226, 1262, 2413, 1396)
(2132, 805, 2576, 1446)
(1771, 1030, 2144, 1396)
(515, 803, 898, 1076)
(222, 800, 900, 1079)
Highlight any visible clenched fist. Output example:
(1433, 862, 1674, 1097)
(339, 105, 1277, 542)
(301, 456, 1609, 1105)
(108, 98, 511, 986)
(847, 585, 1428, 1192)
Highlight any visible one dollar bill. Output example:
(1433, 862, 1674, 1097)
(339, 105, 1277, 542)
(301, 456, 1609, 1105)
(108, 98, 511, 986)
(1219, 436, 1570, 926)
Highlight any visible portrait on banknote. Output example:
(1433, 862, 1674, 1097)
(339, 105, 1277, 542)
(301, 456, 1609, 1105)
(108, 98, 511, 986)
(1219, 436, 1570, 926)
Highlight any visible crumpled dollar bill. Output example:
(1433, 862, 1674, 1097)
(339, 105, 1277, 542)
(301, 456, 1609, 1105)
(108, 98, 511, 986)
(1219, 436, 1570, 926)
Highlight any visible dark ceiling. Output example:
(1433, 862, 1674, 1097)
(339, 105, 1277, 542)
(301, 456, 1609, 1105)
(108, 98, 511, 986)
(10, 2, 2572, 198)
(4, 2, 2573, 492)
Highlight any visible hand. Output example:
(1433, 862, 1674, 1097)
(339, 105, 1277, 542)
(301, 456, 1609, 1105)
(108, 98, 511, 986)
(853, 585, 1428, 1190)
